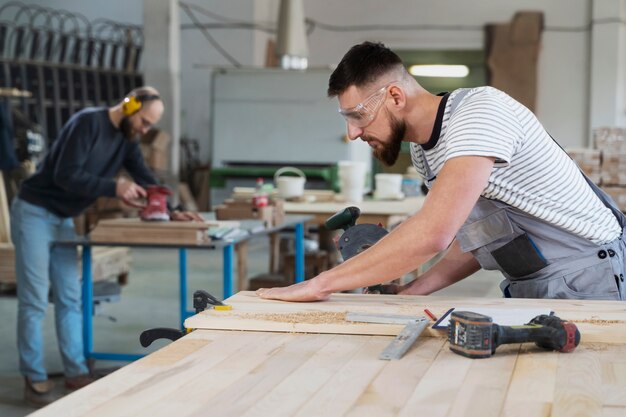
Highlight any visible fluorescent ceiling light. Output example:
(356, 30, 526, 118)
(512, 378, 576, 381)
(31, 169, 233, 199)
(409, 65, 469, 78)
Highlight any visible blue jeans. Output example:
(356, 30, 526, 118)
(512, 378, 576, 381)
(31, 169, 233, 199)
(10, 197, 88, 381)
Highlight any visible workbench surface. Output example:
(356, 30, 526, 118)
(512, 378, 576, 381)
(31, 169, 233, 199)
(31, 293, 626, 417)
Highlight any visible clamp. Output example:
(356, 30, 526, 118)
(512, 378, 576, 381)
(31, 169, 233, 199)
(139, 290, 230, 347)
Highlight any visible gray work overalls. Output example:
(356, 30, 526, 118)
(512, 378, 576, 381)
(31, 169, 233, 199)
(421, 89, 626, 300)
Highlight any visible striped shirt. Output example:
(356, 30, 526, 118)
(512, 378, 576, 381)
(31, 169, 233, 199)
(410, 86, 621, 244)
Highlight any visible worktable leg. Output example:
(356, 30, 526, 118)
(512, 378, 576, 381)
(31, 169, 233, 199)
(223, 244, 234, 298)
(295, 222, 304, 283)
(179, 248, 188, 328)
(81, 245, 93, 360)
(236, 242, 248, 292)
(269, 232, 280, 274)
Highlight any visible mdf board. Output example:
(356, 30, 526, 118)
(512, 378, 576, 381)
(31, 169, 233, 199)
(29, 329, 626, 417)
(185, 291, 626, 344)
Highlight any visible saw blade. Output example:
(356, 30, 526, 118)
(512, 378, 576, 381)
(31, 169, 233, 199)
(338, 223, 389, 260)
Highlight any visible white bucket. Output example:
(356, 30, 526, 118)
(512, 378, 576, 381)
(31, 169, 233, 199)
(274, 167, 306, 199)
(374, 173, 403, 199)
(338, 161, 366, 202)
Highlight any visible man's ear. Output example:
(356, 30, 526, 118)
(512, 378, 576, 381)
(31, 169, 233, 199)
(388, 85, 406, 109)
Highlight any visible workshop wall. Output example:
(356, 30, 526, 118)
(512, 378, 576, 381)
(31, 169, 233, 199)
(8, 0, 624, 162)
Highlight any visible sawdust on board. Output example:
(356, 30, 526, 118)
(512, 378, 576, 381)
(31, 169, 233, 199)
(238, 311, 348, 325)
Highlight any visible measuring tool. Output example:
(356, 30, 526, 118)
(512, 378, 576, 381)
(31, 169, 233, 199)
(448, 311, 580, 359)
(346, 312, 430, 360)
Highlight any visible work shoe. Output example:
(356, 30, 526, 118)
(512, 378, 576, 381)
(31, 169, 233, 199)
(140, 185, 171, 221)
(65, 374, 95, 391)
(24, 377, 56, 407)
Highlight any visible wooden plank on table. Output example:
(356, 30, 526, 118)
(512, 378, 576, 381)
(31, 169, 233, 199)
(283, 196, 425, 216)
(184, 291, 626, 344)
(446, 344, 520, 417)
(28, 330, 268, 417)
(552, 345, 603, 417)
(397, 341, 474, 417)
(501, 346, 558, 417)
(89, 218, 243, 244)
(0, 242, 15, 283)
(94, 218, 238, 229)
(599, 344, 626, 407)
(344, 337, 446, 417)
(0, 175, 11, 244)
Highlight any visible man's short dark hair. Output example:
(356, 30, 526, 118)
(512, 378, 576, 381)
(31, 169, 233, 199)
(327, 42, 404, 97)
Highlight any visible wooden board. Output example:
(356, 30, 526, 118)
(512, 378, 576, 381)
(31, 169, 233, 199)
(89, 218, 239, 245)
(0, 244, 131, 285)
(284, 196, 425, 216)
(184, 291, 626, 344)
(0, 175, 11, 244)
(283, 196, 425, 228)
(0, 242, 15, 283)
(29, 329, 626, 417)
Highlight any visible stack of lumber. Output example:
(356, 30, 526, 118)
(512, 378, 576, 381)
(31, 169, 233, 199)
(565, 147, 601, 184)
(82, 247, 132, 283)
(595, 128, 626, 211)
(567, 128, 626, 212)
(90, 218, 234, 245)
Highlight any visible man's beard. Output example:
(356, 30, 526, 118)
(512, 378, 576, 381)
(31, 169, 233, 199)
(119, 117, 137, 140)
(366, 115, 406, 166)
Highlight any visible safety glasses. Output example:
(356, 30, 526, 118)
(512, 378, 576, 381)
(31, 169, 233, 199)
(338, 81, 397, 128)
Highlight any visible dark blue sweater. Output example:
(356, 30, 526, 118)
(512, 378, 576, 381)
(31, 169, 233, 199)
(19, 107, 157, 218)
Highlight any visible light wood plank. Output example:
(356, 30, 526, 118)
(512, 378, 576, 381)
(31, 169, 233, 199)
(184, 291, 626, 344)
(30, 293, 626, 417)
(240, 334, 370, 417)
(501, 345, 558, 417)
(29, 330, 275, 417)
(184, 333, 335, 417)
(552, 345, 603, 417)
(599, 344, 626, 407)
(125, 331, 307, 417)
(344, 337, 447, 417)
(447, 344, 520, 417)
(603, 406, 626, 417)
(292, 336, 391, 417)
(0, 175, 11, 244)
(397, 341, 474, 417)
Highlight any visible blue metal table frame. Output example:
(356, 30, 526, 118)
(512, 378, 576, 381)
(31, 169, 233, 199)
(56, 215, 311, 363)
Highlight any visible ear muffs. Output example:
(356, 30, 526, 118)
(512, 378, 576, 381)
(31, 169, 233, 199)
(122, 94, 160, 116)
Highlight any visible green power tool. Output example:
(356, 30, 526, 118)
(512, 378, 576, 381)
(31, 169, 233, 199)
(325, 206, 391, 292)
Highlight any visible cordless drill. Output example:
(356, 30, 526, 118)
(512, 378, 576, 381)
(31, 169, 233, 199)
(448, 311, 580, 359)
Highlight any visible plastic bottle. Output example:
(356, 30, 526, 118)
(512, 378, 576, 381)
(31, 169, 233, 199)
(252, 177, 269, 208)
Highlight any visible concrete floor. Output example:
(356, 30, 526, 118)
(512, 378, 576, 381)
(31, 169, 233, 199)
(0, 236, 502, 416)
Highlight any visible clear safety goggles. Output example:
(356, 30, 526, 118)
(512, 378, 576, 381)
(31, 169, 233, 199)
(338, 82, 396, 128)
